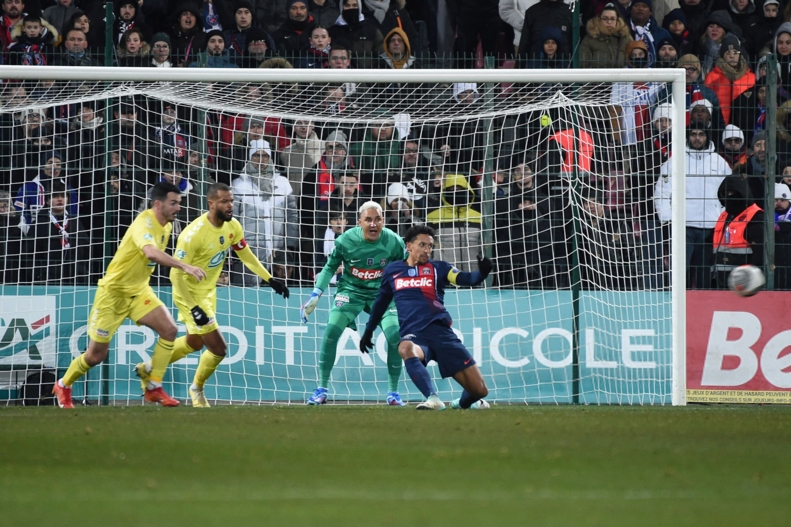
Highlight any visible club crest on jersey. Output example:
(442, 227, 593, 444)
(422, 267, 431, 275)
(380, 259, 387, 266)
(367, 258, 374, 266)
(335, 293, 350, 307)
(219, 236, 225, 245)
(408, 268, 417, 277)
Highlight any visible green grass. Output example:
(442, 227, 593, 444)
(2, 405, 790, 527)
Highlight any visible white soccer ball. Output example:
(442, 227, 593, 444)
(727, 265, 765, 297)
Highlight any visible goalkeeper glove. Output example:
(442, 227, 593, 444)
(190, 305, 211, 326)
(477, 254, 493, 278)
(359, 328, 375, 354)
(268, 277, 290, 299)
(300, 288, 323, 323)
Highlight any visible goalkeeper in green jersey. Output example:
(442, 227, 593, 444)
(301, 201, 406, 405)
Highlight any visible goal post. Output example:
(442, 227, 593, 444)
(0, 65, 687, 406)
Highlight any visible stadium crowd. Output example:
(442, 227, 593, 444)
(1, 0, 791, 290)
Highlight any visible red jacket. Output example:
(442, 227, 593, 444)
(704, 66, 756, 125)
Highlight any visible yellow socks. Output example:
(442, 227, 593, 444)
(149, 338, 175, 384)
(62, 354, 91, 387)
(169, 336, 198, 364)
(194, 351, 223, 389)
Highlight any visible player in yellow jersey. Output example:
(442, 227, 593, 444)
(134, 182, 290, 407)
(53, 182, 207, 409)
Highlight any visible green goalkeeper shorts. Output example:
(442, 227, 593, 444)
(331, 291, 397, 331)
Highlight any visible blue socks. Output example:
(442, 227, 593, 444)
(404, 357, 435, 398)
(458, 390, 478, 409)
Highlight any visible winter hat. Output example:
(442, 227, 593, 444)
(386, 183, 411, 205)
(246, 27, 269, 44)
(706, 10, 734, 32)
(205, 29, 225, 43)
(625, 40, 648, 58)
(722, 124, 745, 145)
(175, 2, 201, 19)
(118, 0, 137, 10)
(151, 32, 171, 48)
(41, 150, 63, 165)
(246, 116, 264, 130)
(656, 36, 678, 56)
(287, 0, 307, 9)
(719, 33, 742, 58)
(325, 130, 348, 151)
(249, 138, 272, 160)
(652, 102, 673, 123)
(235, 0, 254, 13)
(631, 0, 652, 11)
(453, 83, 479, 102)
(677, 53, 701, 71)
(688, 120, 710, 141)
(775, 183, 790, 200)
(764, 0, 780, 8)
(690, 98, 713, 114)
(752, 130, 767, 148)
(662, 8, 688, 29)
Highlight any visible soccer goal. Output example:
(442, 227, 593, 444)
(0, 65, 686, 406)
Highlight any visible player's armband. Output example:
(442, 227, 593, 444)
(446, 267, 461, 285)
(232, 238, 248, 251)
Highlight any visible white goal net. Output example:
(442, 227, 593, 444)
(0, 67, 686, 406)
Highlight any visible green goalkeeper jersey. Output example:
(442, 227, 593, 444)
(315, 227, 406, 299)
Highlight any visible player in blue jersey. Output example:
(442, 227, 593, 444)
(360, 225, 492, 410)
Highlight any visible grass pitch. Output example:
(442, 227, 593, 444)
(2, 404, 790, 527)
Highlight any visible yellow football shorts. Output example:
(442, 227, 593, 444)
(174, 289, 220, 336)
(87, 286, 165, 343)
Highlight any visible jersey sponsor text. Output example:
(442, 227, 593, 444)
(395, 277, 433, 289)
(351, 267, 383, 280)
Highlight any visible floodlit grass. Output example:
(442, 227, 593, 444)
(1, 404, 790, 526)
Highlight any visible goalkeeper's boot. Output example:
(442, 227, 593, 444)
(52, 382, 74, 409)
(306, 387, 328, 405)
(415, 394, 445, 411)
(189, 386, 210, 408)
(386, 391, 406, 406)
(134, 362, 151, 393)
(144, 386, 180, 407)
(451, 398, 490, 410)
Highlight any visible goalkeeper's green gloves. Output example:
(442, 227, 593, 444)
(300, 287, 323, 323)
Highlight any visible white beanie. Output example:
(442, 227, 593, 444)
(248, 139, 272, 160)
(722, 124, 744, 145)
(652, 103, 673, 123)
(386, 182, 411, 205)
(776, 183, 790, 200)
(690, 98, 713, 113)
(453, 83, 479, 102)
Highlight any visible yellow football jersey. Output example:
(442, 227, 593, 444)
(171, 213, 245, 294)
(98, 209, 171, 296)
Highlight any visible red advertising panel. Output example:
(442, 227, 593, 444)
(687, 291, 791, 404)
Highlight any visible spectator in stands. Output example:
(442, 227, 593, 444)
(499, 0, 533, 55)
(728, 0, 756, 36)
(116, 27, 150, 67)
(325, 170, 362, 226)
(0, 189, 24, 283)
(580, 3, 633, 69)
(678, 53, 725, 128)
(309, 130, 353, 209)
(67, 102, 104, 172)
(770, 22, 791, 91)
(149, 33, 173, 67)
(705, 33, 756, 125)
(269, 250, 306, 287)
(517, 0, 572, 67)
(743, 0, 780, 60)
(662, 8, 694, 57)
(110, 104, 151, 180)
(258, 0, 289, 34)
(168, 3, 205, 67)
(655, 121, 728, 289)
(425, 83, 486, 177)
(280, 119, 323, 195)
(712, 175, 764, 289)
(623, 0, 671, 68)
(390, 138, 435, 214)
(384, 181, 422, 237)
(274, 0, 315, 57)
(426, 173, 481, 271)
(736, 130, 771, 210)
(320, 210, 347, 283)
(63, 10, 102, 51)
(326, 41, 358, 97)
(689, 98, 723, 149)
(14, 150, 78, 229)
(774, 181, 791, 288)
(696, 10, 735, 75)
(329, 0, 383, 68)
(240, 27, 275, 67)
(525, 27, 570, 69)
(609, 41, 663, 146)
(8, 14, 58, 66)
(231, 140, 298, 282)
(378, 27, 416, 69)
(113, 0, 148, 45)
(732, 75, 773, 146)
(298, 25, 331, 68)
(0, 0, 24, 52)
(154, 102, 192, 171)
(369, 0, 420, 55)
(27, 180, 86, 284)
(310, 0, 341, 28)
(654, 36, 679, 68)
(350, 111, 402, 197)
(52, 28, 100, 66)
(678, 0, 711, 40)
(720, 124, 748, 169)
(42, 0, 77, 36)
(224, 0, 259, 64)
(189, 29, 239, 68)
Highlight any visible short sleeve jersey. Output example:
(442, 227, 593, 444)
(98, 209, 172, 296)
(316, 227, 406, 298)
(171, 214, 246, 295)
(377, 259, 461, 336)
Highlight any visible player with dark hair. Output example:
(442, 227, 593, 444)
(135, 182, 290, 407)
(360, 225, 492, 410)
(301, 201, 407, 406)
(53, 182, 207, 409)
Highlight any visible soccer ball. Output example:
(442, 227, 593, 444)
(727, 265, 765, 297)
